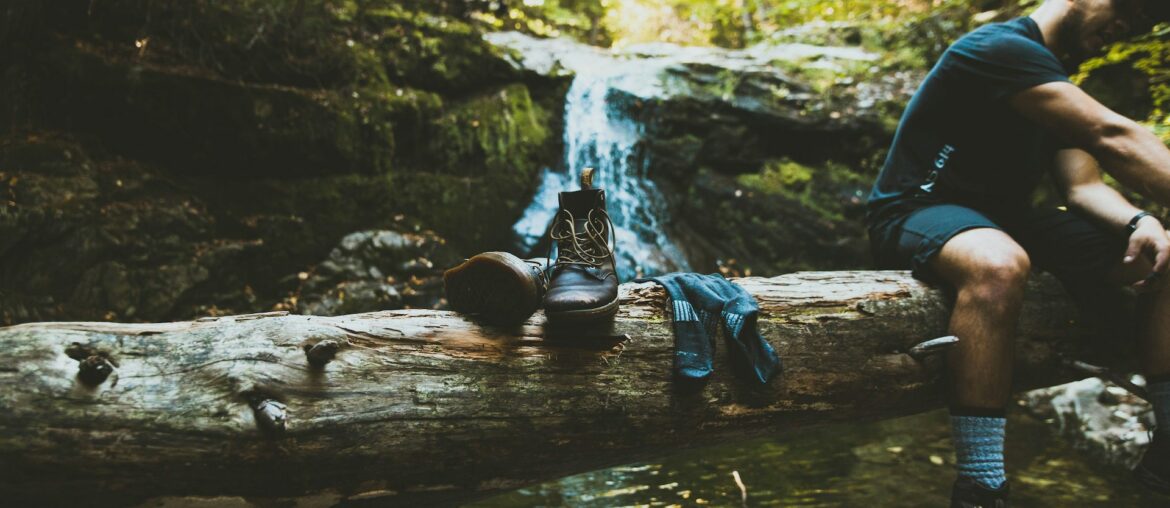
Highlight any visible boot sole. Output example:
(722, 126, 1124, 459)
(443, 252, 541, 325)
(1134, 463, 1170, 495)
(544, 296, 619, 324)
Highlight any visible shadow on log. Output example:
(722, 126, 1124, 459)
(0, 271, 1122, 506)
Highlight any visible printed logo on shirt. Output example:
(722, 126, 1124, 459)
(935, 144, 956, 169)
(921, 144, 956, 193)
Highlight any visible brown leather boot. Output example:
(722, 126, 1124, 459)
(543, 169, 619, 324)
(443, 252, 547, 326)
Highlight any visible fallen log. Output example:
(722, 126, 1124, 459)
(0, 271, 1122, 506)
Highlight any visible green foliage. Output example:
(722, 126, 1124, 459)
(460, 0, 611, 45)
(1076, 26, 1170, 143)
(30, 1, 518, 93)
(599, 0, 1022, 50)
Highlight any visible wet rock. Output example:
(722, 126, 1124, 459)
(0, 133, 258, 324)
(1021, 377, 1152, 468)
(295, 229, 460, 316)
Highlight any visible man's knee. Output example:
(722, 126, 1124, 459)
(968, 249, 1031, 289)
(937, 229, 1031, 301)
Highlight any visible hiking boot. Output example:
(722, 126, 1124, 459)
(443, 252, 547, 326)
(950, 478, 1010, 508)
(543, 169, 619, 324)
(1134, 435, 1170, 495)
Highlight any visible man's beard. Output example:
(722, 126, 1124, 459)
(1055, 3, 1091, 71)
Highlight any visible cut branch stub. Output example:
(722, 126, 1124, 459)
(64, 342, 96, 361)
(908, 335, 959, 359)
(251, 398, 288, 434)
(77, 355, 113, 385)
(304, 339, 341, 368)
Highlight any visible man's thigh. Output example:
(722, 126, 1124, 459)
(869, 203, 1004, 285)
(1008, 207, 1131, 328)
(1008, 207, 1126, 288)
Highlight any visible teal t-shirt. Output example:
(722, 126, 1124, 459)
(867, 16, 1070, 218)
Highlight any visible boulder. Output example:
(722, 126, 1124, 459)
(294, 229, 461, 316)
(1022, 377, 1153, 469)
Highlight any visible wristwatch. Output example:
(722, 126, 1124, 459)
(1127, 211, 1155, 235)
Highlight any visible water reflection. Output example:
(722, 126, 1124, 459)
(472, 409, 1166, 507)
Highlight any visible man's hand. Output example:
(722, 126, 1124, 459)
(1124, 215, 1170, 290)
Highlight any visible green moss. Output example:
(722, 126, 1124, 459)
(739, 159, 814, 192)
(736, 158, 864, 221)
(391, 83, 558, 250)
(203, 82, 556, 255)
(428, 84, 552, 176)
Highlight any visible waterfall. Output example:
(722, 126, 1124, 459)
(489, 29, 888, 280)
(512, 69, 691, 280)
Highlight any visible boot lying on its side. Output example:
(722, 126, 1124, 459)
(443, 252, 547, 326)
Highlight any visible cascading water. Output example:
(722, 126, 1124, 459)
(512, 67, 691, 280)
(493, 29, 882, 280)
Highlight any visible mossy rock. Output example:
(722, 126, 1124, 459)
(0, 1, 566, 324)
(20, 47, 427, 177)
(395, 83, 559, 250)
(661, 160, 870, 276)
(0, 133, 231, 324)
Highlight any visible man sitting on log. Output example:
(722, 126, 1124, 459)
(865, 0, 1170, 505)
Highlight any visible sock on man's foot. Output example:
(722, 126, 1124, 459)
(950, 410, 1007, 490)
(1149, 375, 1170, 441)
(1135, 375, 1170, 495)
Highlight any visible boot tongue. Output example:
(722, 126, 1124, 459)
(553, 188, 611, 279)
(558, 189, 604, 218)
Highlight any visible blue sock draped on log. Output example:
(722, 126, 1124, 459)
(637, 272, 781, 384)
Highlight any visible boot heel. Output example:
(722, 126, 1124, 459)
(443, 252, 544, 326)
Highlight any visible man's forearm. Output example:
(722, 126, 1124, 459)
(1066, 181, 1145, 232)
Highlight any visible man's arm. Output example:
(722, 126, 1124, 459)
(1011, 82, 1170, 204)
(1055, 148, 1146, 227)
(1053, 147, 1170, 282)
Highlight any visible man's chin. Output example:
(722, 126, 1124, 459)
(1061, 51, 1090, 73)
(1064, 42, 1105, 68)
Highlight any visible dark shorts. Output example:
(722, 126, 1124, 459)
(868, 200, 1127, 292)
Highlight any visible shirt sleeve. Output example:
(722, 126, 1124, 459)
(942, 31, 1070, 102)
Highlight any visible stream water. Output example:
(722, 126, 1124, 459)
(473, 409, 1166, 507)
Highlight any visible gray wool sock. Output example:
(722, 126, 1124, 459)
(1150, 380, 1170, 440)
(951, 414, 1007, 489)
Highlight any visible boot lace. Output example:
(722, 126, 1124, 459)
(547, 207, 617, 271)
(524, 259, 549, 292)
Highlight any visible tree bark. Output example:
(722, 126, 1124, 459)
(0, 271, 1119, 506)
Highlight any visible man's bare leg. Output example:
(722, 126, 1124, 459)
(1102, 251, 1170, 375)
(1106, 246, 1170, 492)
(933, 228, 1032, 410)
(1137, 287, 1170, 378)
(931, 228, 1031, 492)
